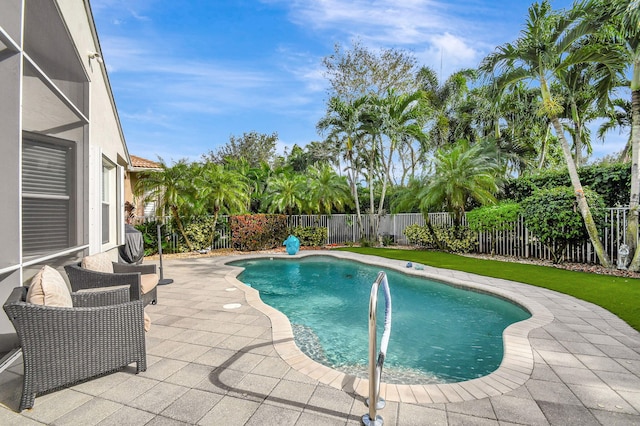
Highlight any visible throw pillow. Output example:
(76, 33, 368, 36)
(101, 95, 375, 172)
(81, 252, 114, 273)
(26, 265, 73, 307)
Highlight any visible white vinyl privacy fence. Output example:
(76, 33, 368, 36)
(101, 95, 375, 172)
(138, 207, 634, 264)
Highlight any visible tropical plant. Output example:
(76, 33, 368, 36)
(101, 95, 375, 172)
(521, 187, 606, 263)
(417, 66, 476, 147)
(134, 159, 200, 251)
(390, 176, 427, 213)
(200, 162, 249, 248)
(420, 140, 502, 231)
(306, 163, 352, 214)
(369, 89, 430, 234)
(467, 202, 521, 255)
(591, 0, 640, 269)
(554, 61, 607, 166)
(598, 98, 633, 162)
(291, 226, 328, 247)
(262, 172, 307, 215)
(317, 96, 370, 233)
(403, 223, 477, 253)
(479, 0, 621, 267)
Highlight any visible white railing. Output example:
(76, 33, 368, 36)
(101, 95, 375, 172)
(133, 207, 636, 265)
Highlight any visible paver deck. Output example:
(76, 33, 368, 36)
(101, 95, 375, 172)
(0, 251, 638, 425)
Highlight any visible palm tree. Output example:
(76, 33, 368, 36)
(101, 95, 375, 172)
(474, 81, 553, 174)
(422, 140, 501, 231)
(597, 98, 632, 161)
(317, 96, 370, 235)
(592, 0, 640, 269)
(417, 67, 476, 147)
(224, 158, 273, 213)
(200, 162, 249, 247)
(262, 172, 307, 215)
(306, 163, 352, 214)
(555, 57, 621, 166)
(135, 159, 199, 251)
(390, 176, 427, 214)
(367, 89, 430, 235)
(480, 0, 618, 267)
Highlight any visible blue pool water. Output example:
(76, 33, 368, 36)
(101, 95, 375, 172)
(231, 256, 530, 384)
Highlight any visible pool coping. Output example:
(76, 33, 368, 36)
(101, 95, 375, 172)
(220, 251, 555, 404)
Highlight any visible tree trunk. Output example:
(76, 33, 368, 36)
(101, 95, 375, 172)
(368, 144, 376, 240)
(626, 85, 640, 270)
(171, 205, 195, 251)
(425, 214, 445, 251)
(347, 156, 364, 239)
(550, 117, 612, 268)
(377, 138, 394, 237)
(537, 124, 551, 170)
(209, 208, 220, 249)
(572, 102, 583, 167)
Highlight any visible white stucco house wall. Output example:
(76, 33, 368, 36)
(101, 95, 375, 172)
(0, 0, 130, 353)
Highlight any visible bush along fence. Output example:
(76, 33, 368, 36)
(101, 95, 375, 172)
(133, 207, 635, 265)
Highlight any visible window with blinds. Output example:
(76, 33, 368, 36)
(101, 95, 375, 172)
(22, 136, 76, 258)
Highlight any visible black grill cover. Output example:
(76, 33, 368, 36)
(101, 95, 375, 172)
(118, 224, 145, 264)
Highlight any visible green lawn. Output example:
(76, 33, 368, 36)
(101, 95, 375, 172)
(337, 247, 640, 332)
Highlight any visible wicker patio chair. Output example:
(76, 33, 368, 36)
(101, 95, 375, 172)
(65, 262, 158, 306)
(3, 286, 147, 411)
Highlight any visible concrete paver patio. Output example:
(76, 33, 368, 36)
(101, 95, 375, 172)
(0, 251, 638, 425)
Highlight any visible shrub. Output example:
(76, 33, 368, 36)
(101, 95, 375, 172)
(521, 187, 606, 263)
(404, 224, 433, 247)
(291, 226, 327, 247)
(182, 216, 216, 251)
(467, 202, 521, 255)
(359, 237, 375, 248)
(230, 214, 288, 251)
(503, 162, 630, 206)
(135, 221, 173, 256)
(404, 223, 477, 253)
(381, 233, 395, 247)
(467, 202, 521, 233)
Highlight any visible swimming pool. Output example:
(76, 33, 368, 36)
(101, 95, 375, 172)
(231, 255, 531, 384)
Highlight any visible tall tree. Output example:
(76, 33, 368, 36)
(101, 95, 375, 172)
(317, 96, 370, 234)
(594, 0, 640, 269)
(135, 159, 199, 251)
(597, 98, 633, 162)
(480, 0, 617, 267)
(554, 59, 616, 166)
(417, 66, 476, 147)
(204, 131, 278, 167)
(200, 162, 249, 247)
(368, 89, 430, 235)
(322, 40, 419, 101)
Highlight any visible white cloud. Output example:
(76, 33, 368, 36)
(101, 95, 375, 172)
(414, 32, 482, 76)
(263, 0, 500, 77)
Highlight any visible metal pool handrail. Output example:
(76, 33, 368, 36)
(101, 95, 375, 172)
(362, 271, 392, 426)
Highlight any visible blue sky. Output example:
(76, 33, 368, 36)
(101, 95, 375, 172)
(91, 0, 624, 164)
